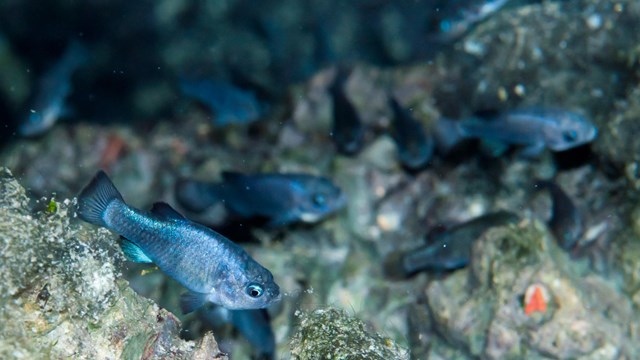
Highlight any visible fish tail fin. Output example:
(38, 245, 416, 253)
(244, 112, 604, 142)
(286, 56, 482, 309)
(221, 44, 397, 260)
(329, 65, 352, 93)
(174, 179, 220, 213)
(433, 117, 464, 154)
(76, 170, 123, 227)
(383, 251, 410, 280)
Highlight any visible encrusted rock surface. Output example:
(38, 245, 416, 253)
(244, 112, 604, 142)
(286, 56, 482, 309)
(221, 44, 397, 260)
(290, 307, 408, 360)
(0, 168, 227, 359)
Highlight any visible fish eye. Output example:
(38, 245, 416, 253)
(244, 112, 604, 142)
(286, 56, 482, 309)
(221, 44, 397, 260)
(246, 283, 264, 298)
(312, 193, 326, 207)
(562, 130, 578, 142)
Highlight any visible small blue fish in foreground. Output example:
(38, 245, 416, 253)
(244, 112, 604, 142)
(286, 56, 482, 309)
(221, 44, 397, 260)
(388, 96, 434, 170)
(534, 180, 583, 251)
(179, 78, 263, 126)
(20, 41, 88, 137)
(329, 68, 365, 156)
(175, 172, 346, 227)
(384, 211, 520, 279)
(201, 306, 275, 360)
(77, 171, 280, 312)
(434, 107, 598, 157)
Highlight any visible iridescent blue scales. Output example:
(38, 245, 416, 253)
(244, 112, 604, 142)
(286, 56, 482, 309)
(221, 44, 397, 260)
(76, 171, 280, 312)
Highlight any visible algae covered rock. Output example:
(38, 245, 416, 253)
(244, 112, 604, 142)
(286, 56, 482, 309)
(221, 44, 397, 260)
(0, 168, 226, 359)
(599, 85, 640, 188)
(422, 220, 638, 359)
(437, 0, 640, 115)
(290, 307, 408, 360)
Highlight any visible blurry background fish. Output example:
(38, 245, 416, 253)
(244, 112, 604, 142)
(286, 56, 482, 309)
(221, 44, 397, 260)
(19, 41, 87, 137)
(329, 68, 365, 156)
(195, 305, 276, 360)
(175, 172, 346, 228)
(384, 211, 520, 279)
(434, 107, 598, 157)
(429, 0, 511, 42)
(387, 95, 434, 171)
(0, 0, 536, 144)
(178, 78, 265, 127)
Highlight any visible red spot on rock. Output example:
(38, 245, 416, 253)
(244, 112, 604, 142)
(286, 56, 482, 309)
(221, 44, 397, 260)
(524, 283, 549, 315)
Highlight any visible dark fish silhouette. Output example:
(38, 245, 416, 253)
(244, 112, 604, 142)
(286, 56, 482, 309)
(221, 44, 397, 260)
(534, 180, 583, 250)
(435, 107, 598, 157)
(384, 211, 520, 278)
(179, 78, 263, 126)
(388, 96, 434, 170)
(201, 306, 275, 360)
(329, 68, 364, 156)
(175, 172, 346, 228)
(20, 41, 87, 136)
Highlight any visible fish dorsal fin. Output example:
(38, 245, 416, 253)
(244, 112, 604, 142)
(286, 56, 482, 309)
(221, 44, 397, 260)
(150, 202, 186, 221)
(479, 139, 509, 157)
(425, 224, 448, 245)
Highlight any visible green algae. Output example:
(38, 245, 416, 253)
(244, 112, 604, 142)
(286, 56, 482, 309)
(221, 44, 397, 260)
(46, 199, 58, 214)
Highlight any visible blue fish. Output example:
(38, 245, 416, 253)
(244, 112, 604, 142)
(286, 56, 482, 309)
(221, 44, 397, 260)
(201, 306, 275, 360)
(434, 0, 510, 42)
(534, 180, 583, 250)
(434, 107, 598, 157)
(384, 211, 520, 278)
(76, 171, 280, 312)
(19, 41, 88, 137)
(388, 96, 434, 170)
(179, 78, 263, 126)
(175, 172, 346, 228)
(329, 68, 365, 156)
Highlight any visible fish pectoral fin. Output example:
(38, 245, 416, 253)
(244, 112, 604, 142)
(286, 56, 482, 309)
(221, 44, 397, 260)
(180, 291, 209, 314)
(150, 202, 187, 221)
(119, 237, 153, 263)
(518, 142, 545, 158)
(265, 213, 297, 229)
(479, 139, 509, 158)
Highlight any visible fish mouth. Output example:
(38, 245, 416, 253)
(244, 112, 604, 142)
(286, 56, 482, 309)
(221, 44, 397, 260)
(588, 126, 598, 141)
(300, 212, 324, 223)
(299, 194, 348, 223)
(272, 292, 283, 303)
(267, 285, 282, 304)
